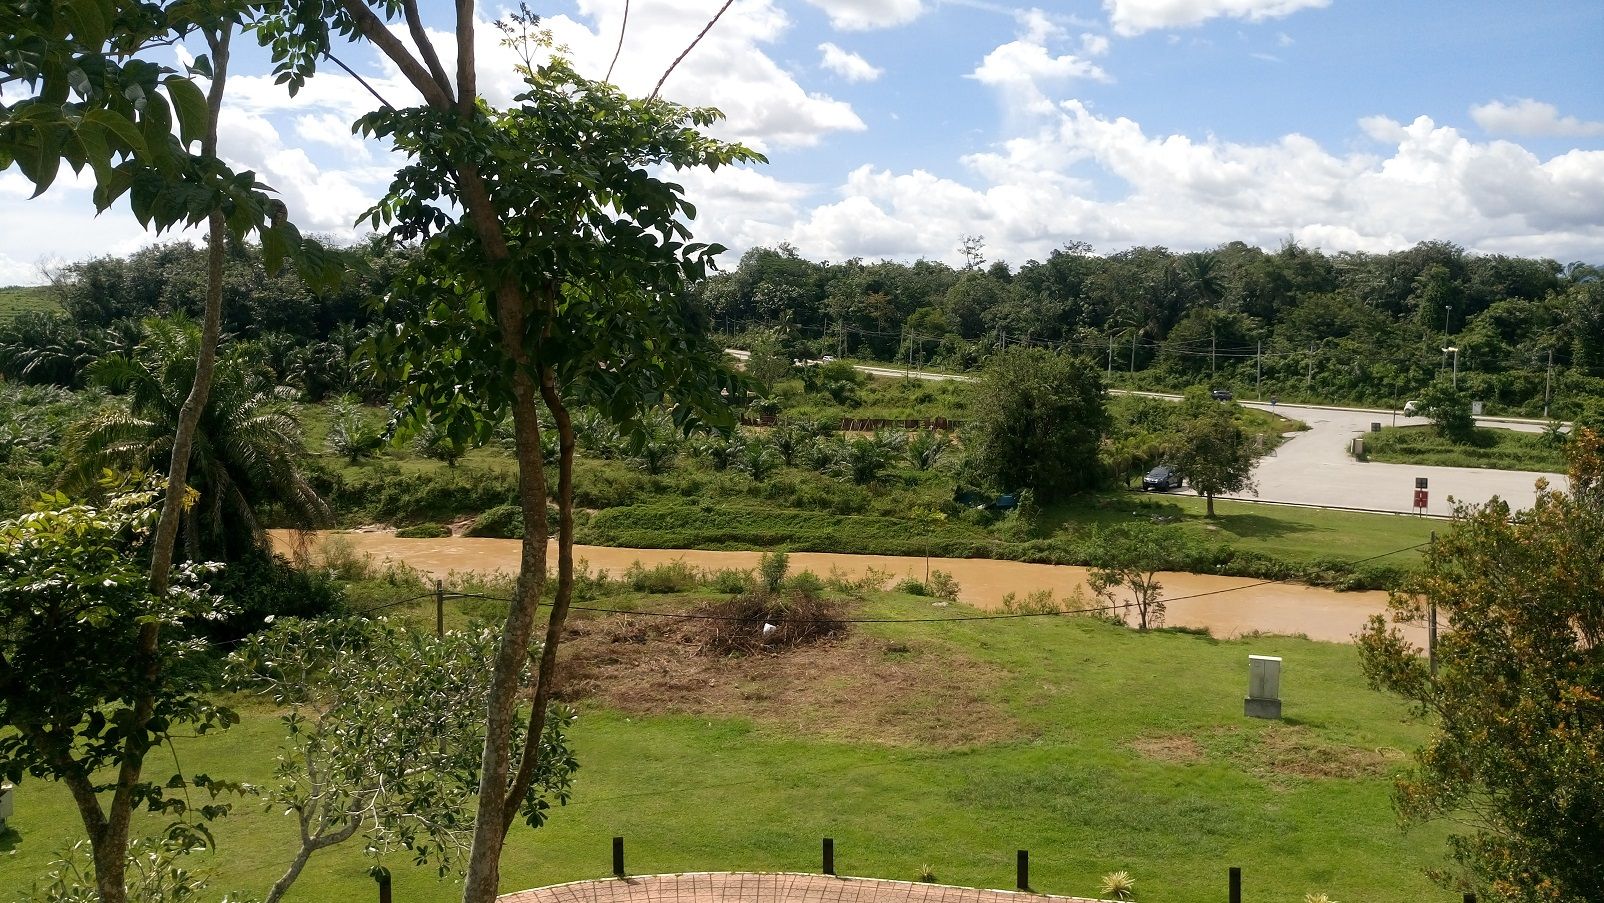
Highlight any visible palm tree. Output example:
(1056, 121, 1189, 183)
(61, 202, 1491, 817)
(63, 317, 329, 560)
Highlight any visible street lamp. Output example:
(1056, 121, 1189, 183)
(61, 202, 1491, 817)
(1442, 305, 1451, 369)
(1442, 346, 1459, 389)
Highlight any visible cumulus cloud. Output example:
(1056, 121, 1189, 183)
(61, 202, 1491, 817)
(803, 0, 925, 31)
(818, 43, 883, 82)
(762, 105, 1604, 267)
(1470, 98, 1604, 138)
(1104, 0, 1330, 36)
(971, 15, 1110, 115)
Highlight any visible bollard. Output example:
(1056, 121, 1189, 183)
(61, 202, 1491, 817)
(1228, 866, 1241, 903)
(1016, 849, 1029, 891)
(822, 837, 835, 875)
(1463, 896, 1476, 903)
(373, 867, 392, 903)
(435, 579, 445, 639)
(612, 836, 625, 877)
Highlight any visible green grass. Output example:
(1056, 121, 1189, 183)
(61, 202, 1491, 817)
(1041, 493, 1435, 569)
(0, 593, 1453, 902)
(0, 285, 58, 319)
(1363, 425, 1566, 473)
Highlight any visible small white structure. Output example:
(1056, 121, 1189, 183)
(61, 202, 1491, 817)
(1245, 655, 1283, 719)
(0, 781, 14, 831)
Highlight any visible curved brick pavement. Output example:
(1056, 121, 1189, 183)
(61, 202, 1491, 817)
(500, 873, 1109, 903)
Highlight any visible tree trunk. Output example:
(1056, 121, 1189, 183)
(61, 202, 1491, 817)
(460, 279, 549, 903)
(1206, 492, 1215, 518)
(92, 29, 233, 903)
(501, 377, 577, 837)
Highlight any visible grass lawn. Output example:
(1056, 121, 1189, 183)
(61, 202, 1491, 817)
(1362, 425, 1566, 473)
(1042, 493, 1436, 567)
(0, 592, 1453, 903)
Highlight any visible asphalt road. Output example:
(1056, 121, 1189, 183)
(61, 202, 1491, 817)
(727, 351, 1566, 515)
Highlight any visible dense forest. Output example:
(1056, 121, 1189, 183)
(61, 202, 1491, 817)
(700, 239, 1604, 418)
(3, 236, 1600, 419)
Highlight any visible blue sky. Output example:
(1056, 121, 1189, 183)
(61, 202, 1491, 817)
(2, 0, 1601, 283)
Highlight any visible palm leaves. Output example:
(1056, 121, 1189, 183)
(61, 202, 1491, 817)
(64, 317, 328, 560)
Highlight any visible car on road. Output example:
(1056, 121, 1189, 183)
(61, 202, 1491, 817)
(1402, 399, 1420, 415)
(1210, 388, 1233, 402)
(820, 355, 836, 363)
(1143, 465, 1183, 491)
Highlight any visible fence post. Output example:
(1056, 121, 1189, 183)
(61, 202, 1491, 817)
(373, 867, 392, 903)
(1463, 895, 1476, 903)
(1016, 849, 1029, 891)
(435, 579, 445, 639)
(822, 837, 834, 875)
(612, 836, 625, 878)
(1229, 866, 1241, 903)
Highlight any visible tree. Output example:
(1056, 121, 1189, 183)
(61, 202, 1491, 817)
(254, 10, 760, 898)
(2, 7, 335, 897)
(1171, 390, 1260, 517)
(0, 485, 241, 900)
(63, 318, 329, 560)
(743, 327, 794, 390)
(1357, 431, 1604, 902)
(1417, 377, 1476, 444)
(967, 347, 1109, 502)
(1087, 525, 1169, 630)
(227, 618, 578, 903)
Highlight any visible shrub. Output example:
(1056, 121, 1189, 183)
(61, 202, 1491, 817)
(786, 569, 825, 597)
(894, 577, 930, 597)
(706, 567, 753, 594)
(202, 551, 345, 642)
(699, 589, 845, 655)
(926, 570, 960, 601)
(465, 504, 524, 538)
(395, 523, 450, 539)
(1099, 870, 1136, 900)
(758, 550, 790, 592)
(624, 559, 701, 594)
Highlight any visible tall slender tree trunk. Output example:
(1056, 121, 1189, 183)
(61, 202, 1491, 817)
(91, 29, 233, 903)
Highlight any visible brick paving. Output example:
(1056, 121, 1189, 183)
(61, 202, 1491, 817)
(499, 873, 1109, 903)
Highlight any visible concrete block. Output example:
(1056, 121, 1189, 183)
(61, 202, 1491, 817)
(1244, 696, 1282, 719)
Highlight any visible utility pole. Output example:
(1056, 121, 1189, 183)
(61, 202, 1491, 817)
(1442, 304, 1451, 370)
(1544, 348, 1553, 419)
(1306, 343, 1314, 389)
(1211, 332, 1216, 375)
(1107, 334, 1113, 376)
(1428, 531, 1438, 677)
(1255, 340, 1262, 400)
(1130, 328, 1137, 374)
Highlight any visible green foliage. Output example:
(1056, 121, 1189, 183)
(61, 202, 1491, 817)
(758, 551, 790, 592)
(1416, 378, 1476, 444)
(1170, 392, 1262, 517)
(1357, 431, 1604, 901)
(395, 523, 450, 539)
(966, 347, 1109, 501)
(228, 618, 578, 899)
(743, 329, 794, 389)
(0, 484, 239, 834)
(1086, 525, 1171, 630)
(18, 832, 238, 903)
(325, 397, 384, 465)
(623, 560, 701, 594)
(1364, 425, 1566, 473)
(324, 466, 516, 526)
(465, 504, 525, 539)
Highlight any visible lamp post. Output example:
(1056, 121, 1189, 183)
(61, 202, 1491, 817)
(1442, 305, 1451, 369)
(1442, 346, 1459, 389)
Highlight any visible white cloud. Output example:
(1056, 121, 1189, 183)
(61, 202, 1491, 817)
(818, 43, 884, 82)
(1104, 0, 1330, 37)
(803, 0, 925, 31)
(746, 105, 1604, 268)
(1081, 33, 1112, 56)
(1470, 98, 1604, 138)
(971, 19, 1111, 116)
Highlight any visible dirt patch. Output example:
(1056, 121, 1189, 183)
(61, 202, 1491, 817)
(553, 608, 1023, 748)
(1128, 734, 1206, 765)
(1130, 725, 1389, 782)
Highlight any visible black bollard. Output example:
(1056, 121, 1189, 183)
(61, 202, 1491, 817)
(1016, 850, 1029, 891)
(374, 867, 392, 903)
(1229, 867, 1241, 903)
(822, 837, 835, 875)
(612, 836, 625, 877)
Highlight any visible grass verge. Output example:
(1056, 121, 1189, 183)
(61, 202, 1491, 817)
(1362, 425, 1565, 473)
(0, 591, 1451, 903)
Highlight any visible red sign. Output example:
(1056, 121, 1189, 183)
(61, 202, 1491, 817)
(1413, 489, 1429, 509)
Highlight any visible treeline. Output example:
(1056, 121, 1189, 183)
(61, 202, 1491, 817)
(0, 238, 414, 398)
(698, 240, 1604, 417)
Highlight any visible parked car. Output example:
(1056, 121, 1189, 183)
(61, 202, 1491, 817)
(1402, 399, 1420, 415)
(1143, 465, 1183, 491)
(1209, 388, 1233, 402)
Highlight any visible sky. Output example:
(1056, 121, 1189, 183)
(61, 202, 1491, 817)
(2, 0, 1602, 284)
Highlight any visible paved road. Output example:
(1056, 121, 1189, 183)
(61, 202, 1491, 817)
(726, 350, 1566, 515)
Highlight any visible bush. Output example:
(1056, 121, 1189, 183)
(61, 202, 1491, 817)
(624, 559, 701, 594)
(465, 503, 524, 538)
(786, 569, 825, 597)
(201, 551, 345, 642)
(699, 589, 846, 655)
(926, 569, 960, 601)
(395, 523, 450, 539)
(706, 567, 753, 594)
(759, 550, 790, 592)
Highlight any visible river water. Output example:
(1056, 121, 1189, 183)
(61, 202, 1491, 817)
(269, 530, 1424, 646)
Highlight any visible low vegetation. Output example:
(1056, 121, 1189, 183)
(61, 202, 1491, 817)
(1362, 424, 1567, 473)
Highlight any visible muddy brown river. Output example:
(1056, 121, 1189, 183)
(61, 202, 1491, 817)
(270, 530, 1423, 646)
